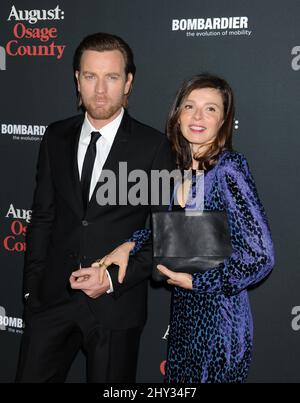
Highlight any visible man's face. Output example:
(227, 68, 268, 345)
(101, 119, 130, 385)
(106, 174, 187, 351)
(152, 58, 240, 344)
(75, 50, 133, 129)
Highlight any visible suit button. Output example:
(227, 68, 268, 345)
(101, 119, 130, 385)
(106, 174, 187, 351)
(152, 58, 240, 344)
(82, 220, 89, 226)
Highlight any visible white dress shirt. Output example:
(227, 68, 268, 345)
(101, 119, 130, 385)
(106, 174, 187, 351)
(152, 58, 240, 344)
(77, 108, 124, 293)
(77, 108, 124, 199)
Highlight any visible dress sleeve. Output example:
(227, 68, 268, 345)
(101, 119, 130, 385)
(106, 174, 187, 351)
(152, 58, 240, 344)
(192, 154, 275, 296)
(126, 229, 151, 255)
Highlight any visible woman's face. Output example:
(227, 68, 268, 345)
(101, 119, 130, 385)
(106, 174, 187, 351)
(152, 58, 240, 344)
(179, 87, 224, 152)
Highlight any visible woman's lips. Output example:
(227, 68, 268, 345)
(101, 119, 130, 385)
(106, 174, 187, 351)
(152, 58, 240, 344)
(189, 125, 206, 133)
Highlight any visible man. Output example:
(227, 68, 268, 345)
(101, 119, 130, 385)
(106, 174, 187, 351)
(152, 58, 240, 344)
(15, 32, 174, 383)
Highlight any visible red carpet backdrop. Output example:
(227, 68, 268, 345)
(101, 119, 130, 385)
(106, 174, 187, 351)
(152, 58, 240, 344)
(0, 0, 299, 382)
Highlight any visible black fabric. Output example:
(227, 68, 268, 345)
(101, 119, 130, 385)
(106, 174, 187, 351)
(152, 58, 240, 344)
(152, 211, 232, 281)
(17, 111, 176, 382)
(22, 111, 176, 328)
(16, 293, 141, 382)
(81, 131, 101, 210)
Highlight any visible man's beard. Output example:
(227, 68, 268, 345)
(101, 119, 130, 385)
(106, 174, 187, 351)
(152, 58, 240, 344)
(82, 97, 123, 121)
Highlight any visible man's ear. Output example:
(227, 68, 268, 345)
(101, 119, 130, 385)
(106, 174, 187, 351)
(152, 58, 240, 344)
(124, 73, 134, 95)
(75, 70, 80, 91)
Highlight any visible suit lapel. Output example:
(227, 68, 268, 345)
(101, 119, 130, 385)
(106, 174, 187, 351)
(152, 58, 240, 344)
(64, 116, 85, 217)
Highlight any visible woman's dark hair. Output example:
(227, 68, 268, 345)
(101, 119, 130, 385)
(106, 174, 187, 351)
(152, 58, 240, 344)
(167, 73, 235, 170)
(73, 32, 136, 78)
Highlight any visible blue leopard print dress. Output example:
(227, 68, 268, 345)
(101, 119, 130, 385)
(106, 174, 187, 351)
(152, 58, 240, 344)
(129, 150, 274, 383)
(164, 150, 275, 383)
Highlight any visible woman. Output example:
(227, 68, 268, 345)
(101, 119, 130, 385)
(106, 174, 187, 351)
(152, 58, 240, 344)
(98, 74, 275, 383)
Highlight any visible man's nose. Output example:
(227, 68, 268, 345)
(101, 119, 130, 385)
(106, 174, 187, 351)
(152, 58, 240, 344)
(95, 78, 106, 93)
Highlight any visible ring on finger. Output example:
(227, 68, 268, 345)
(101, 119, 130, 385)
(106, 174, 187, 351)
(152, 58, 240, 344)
(96, 259, 104, 268)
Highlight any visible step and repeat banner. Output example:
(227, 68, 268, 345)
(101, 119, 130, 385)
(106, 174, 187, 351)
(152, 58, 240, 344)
(0, 0, 300, 383)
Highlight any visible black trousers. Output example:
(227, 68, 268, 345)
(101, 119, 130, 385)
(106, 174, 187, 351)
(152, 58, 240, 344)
(15, 293, 142, 383)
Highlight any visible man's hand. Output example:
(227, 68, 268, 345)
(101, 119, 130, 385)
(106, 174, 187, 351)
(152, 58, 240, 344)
(157, 264, 193, 290)
(69, 266, 110, 298)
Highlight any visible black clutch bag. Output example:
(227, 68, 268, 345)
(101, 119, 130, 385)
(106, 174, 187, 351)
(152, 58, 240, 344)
(152, 210, 232, 281)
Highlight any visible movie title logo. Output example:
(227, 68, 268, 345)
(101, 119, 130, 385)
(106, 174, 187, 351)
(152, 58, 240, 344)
(4, 5, 66, 62)
(7, 4, 64, 24)
(3, 204, 31, 253)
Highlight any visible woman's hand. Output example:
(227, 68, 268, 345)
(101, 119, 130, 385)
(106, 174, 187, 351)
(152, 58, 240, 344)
(157, 264, 193, 290)
(93, 241, 135, 284)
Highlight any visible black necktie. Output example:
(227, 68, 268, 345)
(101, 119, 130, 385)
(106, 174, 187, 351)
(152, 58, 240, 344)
(81, 131, 101, 210)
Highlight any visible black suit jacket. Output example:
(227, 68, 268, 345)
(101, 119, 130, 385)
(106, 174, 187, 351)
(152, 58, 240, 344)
(23, 111, 175, 329)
